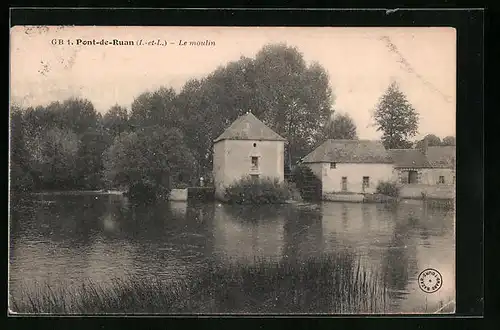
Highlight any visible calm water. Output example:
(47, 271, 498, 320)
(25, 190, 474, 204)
(9, 194, 455, 313)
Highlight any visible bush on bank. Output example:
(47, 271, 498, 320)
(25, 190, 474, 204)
(224, 176, 298, 205)
(375, 181, 401, 198)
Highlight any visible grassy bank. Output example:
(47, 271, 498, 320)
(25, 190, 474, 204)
(10, 254, 388, 314)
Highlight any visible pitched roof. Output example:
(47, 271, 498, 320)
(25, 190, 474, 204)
(388, 146, 455, 168)
(213, 112, 286, 143)
(426, 146, 456, 168)
(388, 149, 430, 168)
(301, 139, 392, 164)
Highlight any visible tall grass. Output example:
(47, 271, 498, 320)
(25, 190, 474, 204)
(10, 254, 388, 314)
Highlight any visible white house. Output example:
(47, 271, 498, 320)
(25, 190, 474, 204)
(212, 112, 286, 200)
(301, 139, 395, 198)
(388, 142, 455, 199)
(301, 138, 456, 200)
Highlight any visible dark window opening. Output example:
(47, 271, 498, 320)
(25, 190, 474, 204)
(330, 162, 337, 169)
(341, 177, 347, 191)
(251, 156, 259, 170)
(438, 176, 445, 184)
(253, 143, 257, 147)
(408, 170, 418, 184)
(362, 176, 370, 188)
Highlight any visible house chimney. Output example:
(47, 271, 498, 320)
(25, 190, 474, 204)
(421, 137, 429, 156)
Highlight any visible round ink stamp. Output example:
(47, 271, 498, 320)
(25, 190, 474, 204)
(418, 268, 443, 293)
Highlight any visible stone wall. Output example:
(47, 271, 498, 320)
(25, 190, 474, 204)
(400, 184, 454, 200)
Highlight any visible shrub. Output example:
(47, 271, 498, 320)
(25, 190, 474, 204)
(375, 181, 400, 198)
(224, 176, 292, 204)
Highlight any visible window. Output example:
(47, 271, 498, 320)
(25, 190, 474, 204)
(438, 176, 445, 184)
(253, 143, 257, 147)
(362, 176, 370, 188)
(341, 177, 348, 191)
(251, 156, 259, 169)
(250, 174, 259, 182)
(330, 162, 337, 169)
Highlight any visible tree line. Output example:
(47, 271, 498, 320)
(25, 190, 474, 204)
(10, 44, 359, 200)
(10, 43, 452, 201)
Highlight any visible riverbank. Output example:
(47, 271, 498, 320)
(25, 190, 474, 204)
(31, 190, 125, 196)
(10, 254, 388, 314)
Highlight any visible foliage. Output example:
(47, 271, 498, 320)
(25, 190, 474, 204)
(103, 127, 196, 202)
(441, 136, 456, 146)
(10, 105, 33, 195)
(178, 43, 335, 177)
(324, 113, 358, 140)
(375, 181, 401, 198)
(373, 82, 419, 149)
(415, 134, 441, 149)
(102, 105, 129, 138)
(11, 254, 388, 314)
(28, 127, 80, 189)
(289, 165, 322, 201)
(224, 176, 293, 204)
(10, 43, 336, 193)
(129, 87, 180, 130)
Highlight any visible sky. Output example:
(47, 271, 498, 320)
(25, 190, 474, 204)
(10, 26, 456, 140)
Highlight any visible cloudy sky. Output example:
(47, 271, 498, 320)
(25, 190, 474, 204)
(10, 26, 456, 140)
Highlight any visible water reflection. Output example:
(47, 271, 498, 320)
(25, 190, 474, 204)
(9, 195, 455, 313)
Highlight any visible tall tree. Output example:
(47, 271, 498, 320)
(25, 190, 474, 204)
(373, 82, 419, 149)
(442, 136, 456, 146)
(103, 105, 129, 138)
(324, 113, 358, 140)
(10, 104, 34, 195)
(30, 127, 80, 189)
(59, 98, 99, 135)
(129, 87, 180, 130)
(179, 43, 334, 177)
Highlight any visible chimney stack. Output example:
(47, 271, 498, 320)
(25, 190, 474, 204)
(421, 137, 429, 156)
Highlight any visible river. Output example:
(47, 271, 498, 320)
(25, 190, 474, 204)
(9, 194, 455, 314)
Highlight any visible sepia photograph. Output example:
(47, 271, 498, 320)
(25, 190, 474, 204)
(9, 25, 456, 315)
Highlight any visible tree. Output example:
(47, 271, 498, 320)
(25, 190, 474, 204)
(103, 127, 197, 202)
(178, 43, 334, 176)
(76, 127, 110, 189)
(324, 113, 358, 140)
(129, 87, 180, 130)
(30, 127, 80, 189)
(442, 136, 456, 146)
(373, 82, 419, 149)
(59, 98, 100, 135)
(251, 45, 333, 167)
(10, 104, 34, 195)
(415, 134, 442, 149)
(102, 105, 129, 138)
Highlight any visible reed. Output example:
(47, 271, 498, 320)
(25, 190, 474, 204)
(10, 254, 389, 314)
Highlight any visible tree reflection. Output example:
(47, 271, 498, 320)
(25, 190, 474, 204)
(381, 206, 419, 302)
(282, 205, 323, 262)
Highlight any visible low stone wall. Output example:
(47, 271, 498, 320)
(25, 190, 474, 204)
(323, 193, 364, 202)
(400, 184, 454, 200)
(168, 188, 188, 201)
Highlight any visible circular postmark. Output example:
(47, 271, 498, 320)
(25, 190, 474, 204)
(418, 268, 443, 293)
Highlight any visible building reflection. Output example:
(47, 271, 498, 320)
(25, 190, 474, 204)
(212, 205, 285, 264)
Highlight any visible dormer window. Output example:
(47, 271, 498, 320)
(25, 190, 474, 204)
(330, 162, 337, 169)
